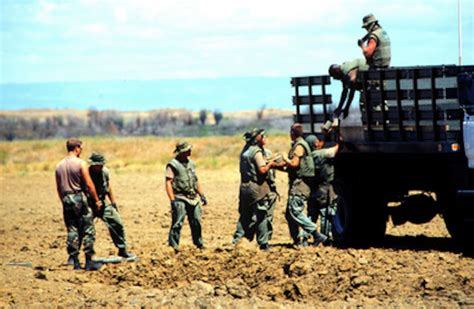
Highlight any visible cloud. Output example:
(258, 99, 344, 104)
(36, 0, 58, 23)
(114, 7, 128, 23)
(2, 0, 471, 83)
(81, 23, 108, 35)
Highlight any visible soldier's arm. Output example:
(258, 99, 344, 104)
(255, 151, 275, 175)
(165, 178, 175, 202)
(284, 145, 304, 168)
(107, 181, 117, 205)
(196, 181, 205, 197)
(334, 87, 349, 117)
(324, 144, 340, 158)
(81, 161, 102, 209)
(361, 38, 377, 59)
(343, 88, 356, 119)
(55, 172, 62, 201)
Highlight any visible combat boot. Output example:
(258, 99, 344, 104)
(68, 255, 81, 270)
(259, 243, 271, 251)
(118, 248, 136, 259)
(85, 256, 102, 271)
(312, 231, 328, 247)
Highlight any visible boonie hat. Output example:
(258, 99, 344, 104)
(362, 13, 378, 28)
(89, 152, 107, 165)
(244, 128, 265, 143)
(174, 141, 192, 154)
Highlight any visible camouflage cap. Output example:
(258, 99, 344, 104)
(362, 13, 378, 28)
(174, 141, 192, 154)
(243, 128, 265, 144)
(89, 152, 106, 165)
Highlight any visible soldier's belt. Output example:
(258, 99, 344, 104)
(176, 193, 198, 199)
(63, 190, 83, 195)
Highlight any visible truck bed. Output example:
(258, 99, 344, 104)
(292, 65, 474, 154)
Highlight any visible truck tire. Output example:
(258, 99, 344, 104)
(333, 179, 387, 245)
(441, 190, 474, 251)
(351, 193, 387, 245)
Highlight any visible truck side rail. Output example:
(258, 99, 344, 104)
(292, 65, 474, 152)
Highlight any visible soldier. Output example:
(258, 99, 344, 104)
(232, 128, 281, 251)
(283, 123, 328, 247)
(88, 152, 136, 259)
(358, 13, 391, 69)
(329, 59, 369, 119)
(305, 133, 342, 244)
(55, 138, 102, 270)
(165, 141, 207, 251)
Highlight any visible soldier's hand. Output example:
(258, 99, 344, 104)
(200, 194, 208, 206)
(95, 200, 103, 210)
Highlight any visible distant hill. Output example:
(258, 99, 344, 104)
(0, 108, 294, 141)
(0, 77, 298, 112)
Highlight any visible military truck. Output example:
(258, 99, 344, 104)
(291, 65, 474, 248)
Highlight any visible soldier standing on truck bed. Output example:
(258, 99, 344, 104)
(329, 59, 369, 119)
(283, 123, 328, 248)
(55, 138, 103, 271)
(358, 13, 391, 69)
(304, 133, 342, 244)
(232, 128, 282, 251)
(165, 141, 207, 252)
(88, 152, 136, 260)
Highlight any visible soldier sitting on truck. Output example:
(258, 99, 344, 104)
(358, 13, 391, 69)
(329, 59, 369, 119)
(304, 133, 342, 244)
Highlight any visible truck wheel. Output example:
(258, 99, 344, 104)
(332, 179, 387, 245)
(441, 190, 474, 251)
(353, 194, 387, 244)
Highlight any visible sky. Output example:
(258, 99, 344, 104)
(0, 0, 473, 110)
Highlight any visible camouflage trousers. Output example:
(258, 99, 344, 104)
(168, 199, 203, 248)
(99, 203, 127, 250)
(232, 192, 278, 246)
(286, 194, 317, 244)
(307, 183, 338, 240)
(62, 193, 96, 257)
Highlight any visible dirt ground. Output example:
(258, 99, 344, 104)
(1, 169, 473, 308)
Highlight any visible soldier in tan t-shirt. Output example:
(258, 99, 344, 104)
(55, 138, 102, 271)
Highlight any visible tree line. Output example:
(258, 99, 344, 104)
(0, 109, 227, 141)
(0, 107, 285, 141)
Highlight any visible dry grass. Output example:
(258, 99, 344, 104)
(0, 108, 293, 122)
(0, 134, 291, 174)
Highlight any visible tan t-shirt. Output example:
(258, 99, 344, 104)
(254, 151, 266, 168)
(293, 144, 305, 159)
(55, 156, 84, 197)
(165, 166, 175, 179)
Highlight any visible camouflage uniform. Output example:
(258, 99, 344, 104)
(308, 148, 338, 240)
(56, 155, 96, 259)
(367, 27, 391, 69)
(166, 158, 203, 248)
(62, 192, 96, 257)
(232, 145, 278, 247)
(286, 137, 325, 244)
(90, 166, 128, 250)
